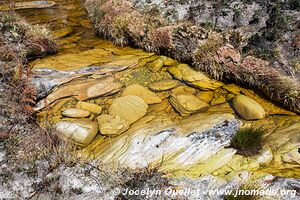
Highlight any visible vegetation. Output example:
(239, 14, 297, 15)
(0, 11, 60, 161)
(230, 127, 265, 156)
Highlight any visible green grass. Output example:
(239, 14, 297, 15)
(230, 127, 265, 156)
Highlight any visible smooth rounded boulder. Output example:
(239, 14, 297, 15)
(55, 120, 98, 146)
(232, 95, 266, 120)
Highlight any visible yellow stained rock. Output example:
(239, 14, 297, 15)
(168, 64, 223, 90)
(76, 101, 102, 115)
(148, 99, 171, 114)
(0, 1, 56, 11)
(146, 58, 164, 72)
(226, 93, 236, 101)
(232, 94, 266, 120)
(109, 95, 148, 124)
(222, 84, 242, 95)
(206, 103, 235, 114)
(148, 80, 181, 92)
(160, 56, 176, 66)
(61, 108, 91, 118)
(53, 27, 73, 39)
(79, 19, 93, 29)
(171, 85, 197, 96)
(97, 114, 130, 136)
(169, 94, 210, 116)
(122, 84, 162, 105)
(35, 77, 123, 110)
(32, 49, 112, 70)
(211, 95, 227, 106)
(196, 91, 214, 104)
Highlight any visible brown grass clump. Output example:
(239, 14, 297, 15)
(148, 26, 174, 53)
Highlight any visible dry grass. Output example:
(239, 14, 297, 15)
(0, 12, 61, 164)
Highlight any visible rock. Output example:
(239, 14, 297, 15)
(169, 94, 210, 116)
(0, 1, 56, 11)
(168, 64, 223, 90)
(109, 95, 148, 124)
(148, 80, 181, 92)
(97, 114, 129, 136)
(223, 84, 242, 95)
(211, 95, 227, 106)
(34, 77, 123, 110)
(121, 84, 162, 104)
(61, 108, 91, 118)
(206, 103, 235, 114)
(281, 148, 300, 164)
(148, 99, 170, 113)
(146, 58, 164, 72)
(79, 19, 93, 29)
(53, 27, 73, 39)
(32, 49, 112, 70)
(196, 91, 214, 104)
(76, 102, 102, 115)
(232, 95, 266, 120)
(226, 93, 236, 101)
(171, 85, 196, 96)
(31, 66, 128, 99)
(55, 120, 98, 146)
(82, 113, 240, 174)
(161, 56, 176, 66)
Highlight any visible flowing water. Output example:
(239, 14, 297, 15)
(13, 0, 300, 182)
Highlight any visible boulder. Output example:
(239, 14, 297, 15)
(148, 80, 181, 92)
(122, 84, 162, 104)
(61, 108, 91, 118)
(109, 95, 148, 124)
(232, 95, 266, 120)
(97, 114, 129, 136)
(34, 77, 123, 110)
(55, 120, 98, 146)
(76, 102, 102, 115)
(168, 64, 223, 90)
(169, 94, 210, 116)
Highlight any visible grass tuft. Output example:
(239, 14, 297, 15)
(230, 127, 265, 156)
